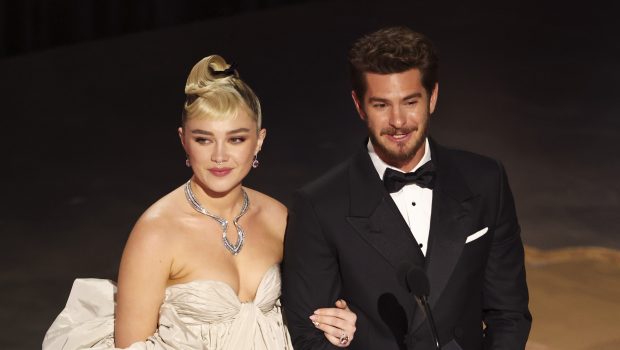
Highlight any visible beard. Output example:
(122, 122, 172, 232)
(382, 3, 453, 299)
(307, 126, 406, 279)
(368, 122, 428, 169)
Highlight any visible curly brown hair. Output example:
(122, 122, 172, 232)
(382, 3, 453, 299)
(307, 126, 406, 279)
(348, 26, 439, 99)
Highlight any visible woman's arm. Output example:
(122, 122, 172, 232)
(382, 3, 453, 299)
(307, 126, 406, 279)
(114, 217, 172, 348)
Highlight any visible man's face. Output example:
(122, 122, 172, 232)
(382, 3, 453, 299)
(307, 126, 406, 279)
(353, 68, 438, 171)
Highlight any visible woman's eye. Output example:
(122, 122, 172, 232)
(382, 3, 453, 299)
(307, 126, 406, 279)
(195, 137, 211, 144)
(230, 137, 246, 144)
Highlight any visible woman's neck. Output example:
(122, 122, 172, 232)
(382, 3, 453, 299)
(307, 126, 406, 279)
(189, 178, 245, 219)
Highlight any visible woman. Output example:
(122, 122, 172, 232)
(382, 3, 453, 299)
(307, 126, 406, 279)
(44, 55, 357, 349)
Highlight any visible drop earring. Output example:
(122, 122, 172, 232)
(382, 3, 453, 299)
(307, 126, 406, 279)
(186, 158, 191, 167)
(252, 154, 259, 168)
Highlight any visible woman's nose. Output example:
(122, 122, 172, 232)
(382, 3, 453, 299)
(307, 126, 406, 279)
(211, 143, 228, 164)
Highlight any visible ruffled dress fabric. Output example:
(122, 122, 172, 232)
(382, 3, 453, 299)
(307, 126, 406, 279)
(43, 265, 292, 349)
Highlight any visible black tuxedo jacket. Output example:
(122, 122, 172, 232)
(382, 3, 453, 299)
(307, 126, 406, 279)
(282, 140, 531, 349)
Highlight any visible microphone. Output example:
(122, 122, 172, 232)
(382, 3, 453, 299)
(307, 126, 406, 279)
(397, 263, 441, 350)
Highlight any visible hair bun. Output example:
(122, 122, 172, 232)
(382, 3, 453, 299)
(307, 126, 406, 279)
(185, 55, 238, 96)
(181, 54, 262, 129)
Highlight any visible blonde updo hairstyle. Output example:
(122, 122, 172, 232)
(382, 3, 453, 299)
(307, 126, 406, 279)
(182, 55, 262, 131)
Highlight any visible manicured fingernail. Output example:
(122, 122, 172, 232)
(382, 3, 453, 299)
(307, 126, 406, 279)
(309, 315, 317, 321)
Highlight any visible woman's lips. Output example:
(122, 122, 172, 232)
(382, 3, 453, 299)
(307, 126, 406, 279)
(208, 167, 232, 177)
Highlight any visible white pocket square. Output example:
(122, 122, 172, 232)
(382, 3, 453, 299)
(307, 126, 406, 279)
(465, 227, 488, 243)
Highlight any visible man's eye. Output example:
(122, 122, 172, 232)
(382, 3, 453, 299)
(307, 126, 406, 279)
(373, 103, 387, 109)
(405, 100, 417, 106)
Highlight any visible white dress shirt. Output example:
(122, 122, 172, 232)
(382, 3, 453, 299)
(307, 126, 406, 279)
(368, 138, 433, 256)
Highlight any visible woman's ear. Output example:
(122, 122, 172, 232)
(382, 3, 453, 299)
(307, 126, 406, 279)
(178, 126, 188, 152)
(256, 128, 267, 154)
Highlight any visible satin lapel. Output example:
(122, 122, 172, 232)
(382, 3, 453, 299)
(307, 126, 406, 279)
(410, 140, 479, 332)
(346, 146, 425, 270)
(347, 199, 424, 270)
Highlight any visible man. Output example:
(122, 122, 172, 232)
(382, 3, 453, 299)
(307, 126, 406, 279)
(282, 26, 531, 349)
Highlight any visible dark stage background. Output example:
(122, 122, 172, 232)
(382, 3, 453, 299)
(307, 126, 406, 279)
(1, 1, 618, 348)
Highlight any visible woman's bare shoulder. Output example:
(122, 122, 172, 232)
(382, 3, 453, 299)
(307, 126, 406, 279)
(126, 186, 188, 252)
(244, 187, 287, 216)
(244, 187, 287, 239)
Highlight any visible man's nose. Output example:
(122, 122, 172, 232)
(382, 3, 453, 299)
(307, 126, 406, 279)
(389, 106, 406, 128)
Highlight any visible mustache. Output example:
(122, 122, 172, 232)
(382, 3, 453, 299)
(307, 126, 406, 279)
(380, 126, 416, 136)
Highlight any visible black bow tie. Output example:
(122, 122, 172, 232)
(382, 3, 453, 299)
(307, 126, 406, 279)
(383, 161, 436, 193)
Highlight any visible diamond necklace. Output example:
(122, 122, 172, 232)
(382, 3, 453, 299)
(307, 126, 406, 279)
(184, 180, 249, 256)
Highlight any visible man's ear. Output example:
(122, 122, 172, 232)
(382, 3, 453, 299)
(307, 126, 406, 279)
(351, 91, 366, 121)
(429, 83, 439, 114)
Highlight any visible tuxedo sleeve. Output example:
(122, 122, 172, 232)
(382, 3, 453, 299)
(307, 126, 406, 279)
(282, 191, 341, 350)
(482, 161, 532, 349)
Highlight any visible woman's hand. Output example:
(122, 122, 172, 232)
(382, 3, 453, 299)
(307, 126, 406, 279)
(310, 299, 357, 347)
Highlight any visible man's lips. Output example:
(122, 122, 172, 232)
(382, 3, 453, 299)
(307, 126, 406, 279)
(208, 167, 233, 177)
(384, 132, 412, 143)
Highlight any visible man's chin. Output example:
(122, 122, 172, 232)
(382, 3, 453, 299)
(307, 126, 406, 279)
(387, 153, 416, 166)
(378, 147, 416, 164)
(374, 139, 424, 164)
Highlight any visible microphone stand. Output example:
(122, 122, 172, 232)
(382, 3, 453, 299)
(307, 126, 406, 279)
(414, 294, 441, 350)
(398, 263, 442, 350)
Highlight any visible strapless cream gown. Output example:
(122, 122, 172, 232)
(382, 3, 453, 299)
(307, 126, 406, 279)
(43, 265, 292, 349)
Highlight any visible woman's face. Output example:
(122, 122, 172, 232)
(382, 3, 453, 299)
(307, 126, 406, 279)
(179, 109, 265, 195)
